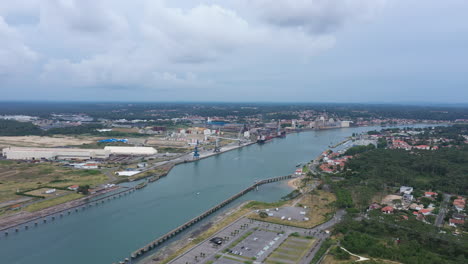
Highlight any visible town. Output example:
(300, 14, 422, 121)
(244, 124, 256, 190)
(0, 103, 467, 264)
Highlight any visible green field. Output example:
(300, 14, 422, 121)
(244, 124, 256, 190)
(0, 161, 107, 205)
(265, 235, 315, 264)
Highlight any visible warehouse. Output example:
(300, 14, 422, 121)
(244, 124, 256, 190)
(104, 146, 157, 155)
(1, 147, 110, 160)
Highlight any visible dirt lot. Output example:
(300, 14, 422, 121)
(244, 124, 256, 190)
(249, 191, 336, 228)
(0, 160, 107, 204)
(0, 135, 102, 148)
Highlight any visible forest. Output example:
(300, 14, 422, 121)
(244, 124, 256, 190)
(332, 146, 468, 212)
(334, 216, 467, 263)
(1, 102, 468, 120)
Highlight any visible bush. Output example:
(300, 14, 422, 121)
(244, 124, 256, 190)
(332, 246, 350, 260)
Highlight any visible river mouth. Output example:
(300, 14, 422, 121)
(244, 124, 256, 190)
(0, 125, 436, 264)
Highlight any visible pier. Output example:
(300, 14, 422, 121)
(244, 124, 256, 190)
(128, 175, 292, 261)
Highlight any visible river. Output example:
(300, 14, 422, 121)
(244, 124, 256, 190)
(0, 125, 435, 264)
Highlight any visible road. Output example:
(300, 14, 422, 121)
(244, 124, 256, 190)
(435, 193, 450, 227)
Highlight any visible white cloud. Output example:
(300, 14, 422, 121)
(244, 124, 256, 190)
(255, 0, 386, 34)
(1, 0, 387, 95)
(0, 16, 38, 77)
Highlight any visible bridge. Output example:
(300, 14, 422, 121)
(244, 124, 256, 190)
(127, 175, 292, 261)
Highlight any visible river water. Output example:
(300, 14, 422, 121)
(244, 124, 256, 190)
(0, 125, 433, 264)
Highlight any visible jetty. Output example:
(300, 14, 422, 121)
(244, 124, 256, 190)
(128, 175, 292, 260)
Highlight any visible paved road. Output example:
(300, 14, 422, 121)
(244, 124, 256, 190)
(435, 193, 450, 227)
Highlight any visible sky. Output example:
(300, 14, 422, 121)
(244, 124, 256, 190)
(1, 0, 467, 103)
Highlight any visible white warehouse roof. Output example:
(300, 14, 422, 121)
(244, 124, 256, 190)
(1, 147, 110, 160)
(104, 146, 157, 155)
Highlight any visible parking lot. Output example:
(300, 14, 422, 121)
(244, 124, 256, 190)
(260, 206, 310, 221)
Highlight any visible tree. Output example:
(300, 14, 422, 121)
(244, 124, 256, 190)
(77, 185, 90, 195)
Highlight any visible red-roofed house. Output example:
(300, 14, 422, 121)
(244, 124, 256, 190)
(68, 185, 79, 191)
(381, 206, 394, 214)
(424, 192, 438, 198)
(454, 198, 466, 212)
(418, 209, 432, 216)
(414, 145, 431, 150)
(449, 218, 465, 227)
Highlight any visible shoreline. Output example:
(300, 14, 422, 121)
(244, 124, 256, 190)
(0, 186, 123, 231)
(0, 142, 257, 232)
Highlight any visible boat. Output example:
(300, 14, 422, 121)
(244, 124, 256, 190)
(257, 135, 266, 144)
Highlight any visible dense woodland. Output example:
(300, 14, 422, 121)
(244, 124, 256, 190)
(332, 146, 468, 211)
(1, 102, 467, 121)
(335, 216, 467, 263)
(329, 125, 468, 263)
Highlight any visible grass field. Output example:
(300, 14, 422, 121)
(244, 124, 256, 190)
(24, 193, 84, 212)
(265, 235, 315, 264)
(0, 161, 107, 204)
(249, 190, 336, 228)
(24, 188, 71, 197)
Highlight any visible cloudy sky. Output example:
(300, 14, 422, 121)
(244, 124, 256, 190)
(1, 0, 467, 102)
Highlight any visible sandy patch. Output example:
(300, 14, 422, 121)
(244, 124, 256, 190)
(0, 135, 102, 148)
(288, 177, 303, 189)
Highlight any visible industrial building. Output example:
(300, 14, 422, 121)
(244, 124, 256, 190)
(104, 146, 157, 155)
(2, 146, 157, 160)
(1, 147, 110, 160)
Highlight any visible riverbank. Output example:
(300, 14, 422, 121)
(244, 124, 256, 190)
(0, 142, 256, 228)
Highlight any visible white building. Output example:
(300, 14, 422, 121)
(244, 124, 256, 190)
(115, 171, 141, 177)
(2, 147, 110, 160)
(400, 186, 414, 195)
(104, 146, 157, 155)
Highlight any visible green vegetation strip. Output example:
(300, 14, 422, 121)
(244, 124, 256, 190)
(226, 231, 254, 250)
(309, 238, 334, 264)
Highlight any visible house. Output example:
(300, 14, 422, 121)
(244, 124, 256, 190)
(414, 145, 431, 150)
(453, 198, 466, 212)
(381, 206, 394, 214)
(10, 204, 22, 210)
(402, 193, 414, 202)
(295, 168, 303, 175)
(452, 214, 467, 220)
(424, 192, 438, 198)
(418, 209, 432, 216)
(68, 185, 79, 191)
(369, 203, 381, 210)
(400, 186, 413, 195)
(449, 218, 465, 227)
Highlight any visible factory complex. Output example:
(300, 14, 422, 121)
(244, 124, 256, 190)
(1, 146, 157, 160)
